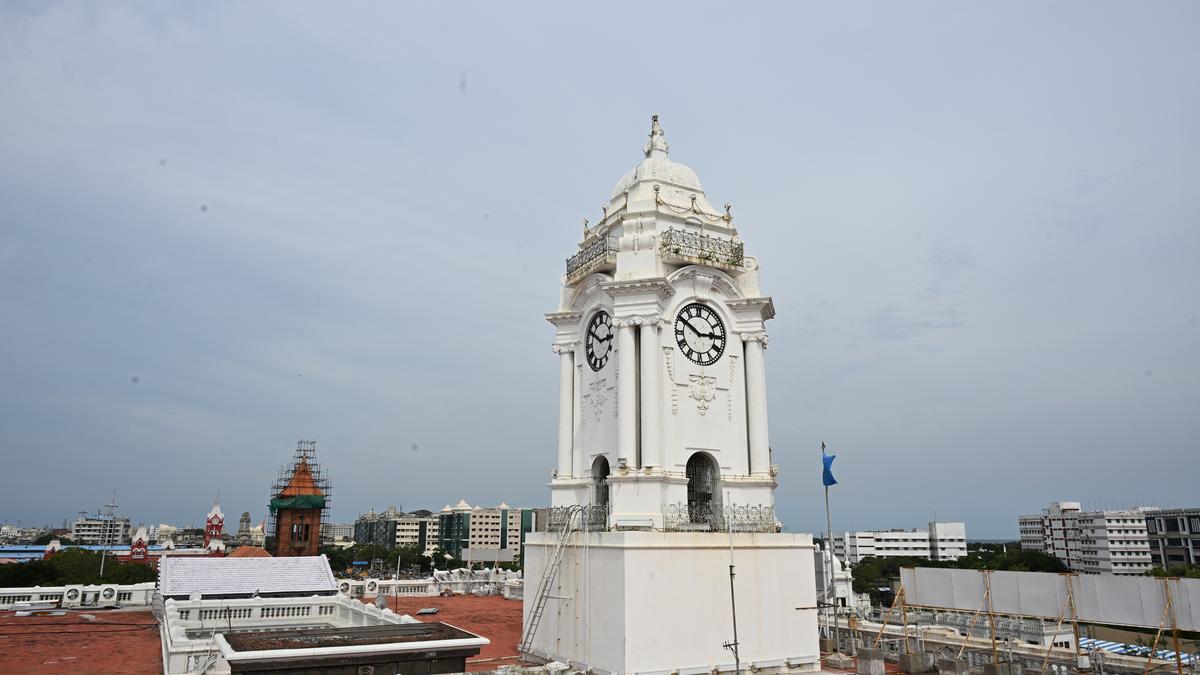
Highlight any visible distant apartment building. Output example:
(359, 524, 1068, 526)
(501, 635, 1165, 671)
(832, 521, 967, 564)
(1145, 507, 1200, 568)
(0, 524, 45, 543)
(437, 500, 535, 563)
(353, 507, 439, 554)
(1018, 501, 1152, 576)
(325, 522, 354, 542)
(354, 507, 402, 548)
(70, 514, 132, 545)
(395, 510, 439, 554)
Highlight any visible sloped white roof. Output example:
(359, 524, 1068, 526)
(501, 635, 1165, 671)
(159, 554, 337, 598)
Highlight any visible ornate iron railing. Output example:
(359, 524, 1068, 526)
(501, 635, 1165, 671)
(548, 504, 610, 531)
(659, 228, 744, 270)
(565, 235, 618, 283)
(662, 502, 777, 533)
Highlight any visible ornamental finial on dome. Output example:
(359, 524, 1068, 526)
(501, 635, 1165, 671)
(643, 114, 669, 158)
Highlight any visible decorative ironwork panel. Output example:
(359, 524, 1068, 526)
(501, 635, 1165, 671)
(660, 228, 744, 269)
(581, 503, 610, 530)
(566, 235, 618, 282)
(547, 506, 576, 530)
(547, 504, 610, 531)
(662, 502, 777, 533)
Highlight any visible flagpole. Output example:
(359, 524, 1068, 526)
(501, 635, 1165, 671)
(821, 442, 840, 655)
(825, 480, 839, 654)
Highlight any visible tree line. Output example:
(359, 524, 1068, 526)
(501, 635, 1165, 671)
(0, 549, 157, 587)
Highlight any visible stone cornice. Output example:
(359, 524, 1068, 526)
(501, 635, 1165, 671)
(718, 474, 779, 488)
(606, 471, 689, 485)
(551, 344, 575, 355)
(737, 330, 769, 347)
(599, 278, 674, 301)
(547, 477, 592, 487)
(726, 296, 776, 321)
(612, 315, 669, 328)
(545, 311, 583, 327)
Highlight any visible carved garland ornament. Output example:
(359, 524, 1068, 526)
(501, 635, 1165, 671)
(589, 379, 607, 419)
(663, 346, 679, 414)
(612, 357, 619, 417)
(688, 374, 717, 415)
(727, 354, 738, 421)
(611, 314, 668, 328)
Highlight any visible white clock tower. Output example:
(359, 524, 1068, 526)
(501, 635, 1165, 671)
(523, 118, 819, 675)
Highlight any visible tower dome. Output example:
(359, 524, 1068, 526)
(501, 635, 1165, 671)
(606, 116, 720, 216)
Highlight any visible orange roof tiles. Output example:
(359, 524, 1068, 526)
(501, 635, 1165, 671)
(227, 546, 272, 558)
(279, 458, 324, 497)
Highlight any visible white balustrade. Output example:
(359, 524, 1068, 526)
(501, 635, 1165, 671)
(0, 582, 155, 609)
(160, 593, 416, 675)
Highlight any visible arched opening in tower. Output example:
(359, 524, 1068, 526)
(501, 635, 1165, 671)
(686, 452, 721, 526)
(591, 456, 610, 508)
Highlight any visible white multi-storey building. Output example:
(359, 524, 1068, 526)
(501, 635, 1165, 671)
(324, 522, 354, 541)
(438, 501, 527, 563)
(1146, 507, 1200, 568)
(833, 522, 967, 564)
(1018, 501, 1153, 575)
(70, 514, 132, 545)
(395, 513, 439, 555)
(354, 507, 440, 555)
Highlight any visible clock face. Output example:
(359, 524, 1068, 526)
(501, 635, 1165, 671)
(674, 302, 726, 366)
(585, 310, 613, 371)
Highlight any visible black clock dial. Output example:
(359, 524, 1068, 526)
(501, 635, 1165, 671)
(674, 302, 726, 366)
(585, 310, 613, 371)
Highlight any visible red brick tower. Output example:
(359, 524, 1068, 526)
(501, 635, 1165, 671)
(130, 527, 148, 562)
(269, 441, 329, 557)
(204, 503, 224, 548)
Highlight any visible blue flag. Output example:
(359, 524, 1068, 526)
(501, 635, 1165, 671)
(822, 448, 838, 487)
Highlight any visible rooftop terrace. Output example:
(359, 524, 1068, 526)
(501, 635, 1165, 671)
(0, 609, 161, 674)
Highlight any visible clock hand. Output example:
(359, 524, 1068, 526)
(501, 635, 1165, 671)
(686, 320, 718, 340)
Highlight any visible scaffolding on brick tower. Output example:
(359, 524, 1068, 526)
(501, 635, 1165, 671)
(267, 440, 332, 553)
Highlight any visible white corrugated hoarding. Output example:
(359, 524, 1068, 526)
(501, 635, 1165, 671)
(900, 567, 1200, 631)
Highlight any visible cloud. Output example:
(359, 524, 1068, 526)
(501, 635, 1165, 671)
(1, 3, 1198, 538)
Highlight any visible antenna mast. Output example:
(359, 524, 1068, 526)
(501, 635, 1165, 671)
(98, 490, 118, 581)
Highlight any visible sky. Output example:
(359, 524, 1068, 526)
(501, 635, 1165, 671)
(0, 3, 1196, 538)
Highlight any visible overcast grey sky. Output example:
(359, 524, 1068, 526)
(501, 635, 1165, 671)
(1, 3, 1196, 538)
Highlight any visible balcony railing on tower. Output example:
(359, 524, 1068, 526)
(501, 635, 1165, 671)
(659, 227, 744, 271)
(547, 504, 610, 532)
(565, 235, 618, 285)
(662, 502, 777, 533)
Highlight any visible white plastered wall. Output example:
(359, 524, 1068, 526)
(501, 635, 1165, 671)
(524, 531, 821, 675)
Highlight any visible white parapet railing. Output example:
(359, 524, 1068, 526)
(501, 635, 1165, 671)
(0, 582, 156, 609)
(160, 593, 417, 675)
(336, 568, 523, 599)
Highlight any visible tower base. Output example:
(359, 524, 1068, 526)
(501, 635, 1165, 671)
(522, 530, 820, 675)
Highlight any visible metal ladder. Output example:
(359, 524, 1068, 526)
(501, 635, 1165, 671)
(518, 504, 582, 657)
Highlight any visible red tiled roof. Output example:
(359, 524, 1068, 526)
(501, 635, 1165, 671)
(227, 546, 272, 558)
(279, 458, 324, 497)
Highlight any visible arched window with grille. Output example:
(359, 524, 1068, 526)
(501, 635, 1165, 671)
(592, 456, 610, 508)
(685, 452, 720, 527)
